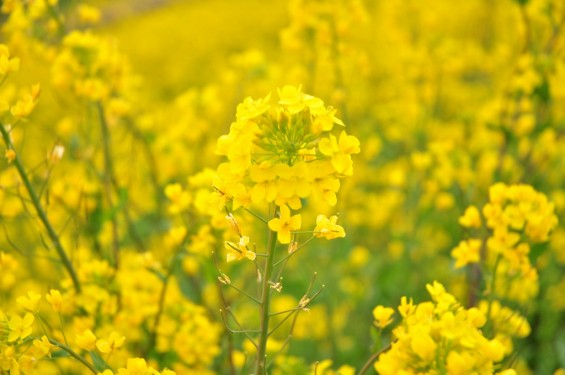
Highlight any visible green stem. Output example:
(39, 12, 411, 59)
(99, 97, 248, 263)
(0, 124, 81, 293)
(96, 102, 120, 267)
(47, 338, 97, 374)
(485, 254, 502, 337)
(255, 206, 279, 375)
(357, 343, 392, 375)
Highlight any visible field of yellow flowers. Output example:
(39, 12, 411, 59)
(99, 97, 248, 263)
(1, 0, 565, 374)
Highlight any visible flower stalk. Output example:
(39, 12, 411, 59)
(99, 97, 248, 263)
(255, 206, 279, 374)
(0, 123, 81, 293)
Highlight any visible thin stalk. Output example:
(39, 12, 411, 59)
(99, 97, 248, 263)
(144, 247, 186, 356)
(124, 118, 164, 217)
(227, 283, 261, 305)
(357, 343, 392, 375)
(96, 102, 120, 267)
(485, 254, 502, 337)
(255, 206, 279, 374)
(274, 235, 315, 268)
(47, 338, 97, 374)
(97, 104, 147, 254)
(0, 124, 81, 293)
(216, 283, 238, 375)
(243, 207, 268, 224)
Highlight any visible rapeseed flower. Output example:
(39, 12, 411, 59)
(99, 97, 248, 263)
(268, 205, 301, 244)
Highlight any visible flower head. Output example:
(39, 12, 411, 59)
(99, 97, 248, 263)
(314, 214, 345, 240)
(268, 205, 301, 244)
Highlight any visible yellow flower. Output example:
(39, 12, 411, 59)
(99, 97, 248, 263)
(117, 358, 149, 375)
(225, 236, 256, 262)
(46, 289, 63, 312)
(459, 205, 482, 228)
(0, 44, 20, 75)
(236, 93, 271, 120)
(5, 149, 16, 163)
(76, 329, 97, 351)
(277, 85, 306, 114)
(77, 4, 101, 24)
(32, 335, 52, 359)
(451, 239, 482, 268)
(314, 214, 345, 240)
(397, 296, 414, 318)
(10, 95, 37, 118)
(268, 205, 301, 244)
(164, 183, 192, 214)
(8, 313, 34, 342)
(96, 331, 126, 354)
(410, 326, 437, 361)
(16, 291, 41, 312)
(372, 305, 395, 329)
(318, 130, 360, 175)
(446, 351, 474, 374)
(489, 182, 508, 204)
(311, 105, 344, 133)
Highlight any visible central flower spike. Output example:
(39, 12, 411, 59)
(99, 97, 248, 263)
(214, 85, 359, 211)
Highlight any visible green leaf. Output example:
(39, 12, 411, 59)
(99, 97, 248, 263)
(534, 77, 551, 104)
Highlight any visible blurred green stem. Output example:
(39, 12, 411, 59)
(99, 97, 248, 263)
(255, 206, 278, 375)
(96, 102, 121, 267)
(0, 123, 81, 293)
(47, 338, 97, 373)
(357, 343, 392, 375)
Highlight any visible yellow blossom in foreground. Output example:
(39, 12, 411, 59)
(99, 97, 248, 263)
(96, 331, 126, 354)
(214, 85, 359, 210)
(268, 205, 301, 244)
(318, 130, 360, 175)
(8, 313, 34, 342)
(114, 358, 176, 375)
(376, 282, 512, 375)
(76, 329, 97, 351)
(32, 335, 52, 359)
(313, 214, 345, 240)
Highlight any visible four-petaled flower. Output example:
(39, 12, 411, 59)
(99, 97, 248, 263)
(314, 215, 345, 240)
(8, 313, 34, 342)
(268, 205, 301, 244)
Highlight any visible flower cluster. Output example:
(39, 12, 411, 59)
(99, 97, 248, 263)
(52, 30, 133, 103)
(453, 183, 558, 303)
(375, 282, 511, 375)
(214, 84, 360, 211)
